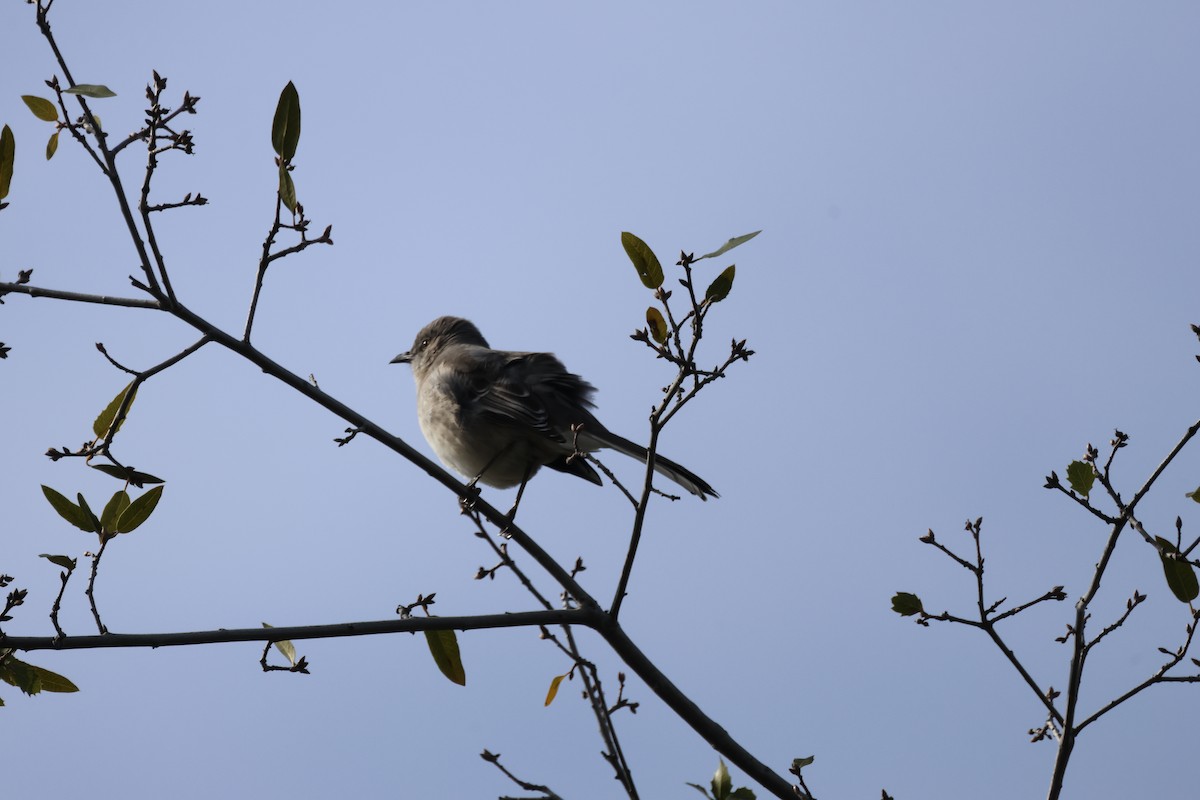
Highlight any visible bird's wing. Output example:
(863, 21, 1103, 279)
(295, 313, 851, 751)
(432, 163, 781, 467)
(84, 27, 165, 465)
(468, 350, 597, 444)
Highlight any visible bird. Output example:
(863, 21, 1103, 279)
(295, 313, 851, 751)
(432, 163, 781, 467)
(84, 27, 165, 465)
(390, 316, 717, 512)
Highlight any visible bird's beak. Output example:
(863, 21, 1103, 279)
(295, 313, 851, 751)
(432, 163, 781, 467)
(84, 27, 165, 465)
(390, 351, 412, 365)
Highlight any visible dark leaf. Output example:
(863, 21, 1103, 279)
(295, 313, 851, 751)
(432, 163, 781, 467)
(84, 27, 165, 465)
(646, 306, 668, 343)
(115, 485, 164, 534)
(38, 553, 76, 571)
(891, 592, 924, 616)
(621, 231, 664, 289)
(89, 463, 165, 487)
(45, 131, 59, 161)
(279, 165, 297, 213)
(271, 81, 301, 160)
(0, 124, 13, 200)
(1156, 537, 1199, 603)
(704, 265, 736, 304)
(40, 486, 92, 531)
(424, 627, 466, 686)
(76, 493, 100, 533)
(100, 490, 130, 531)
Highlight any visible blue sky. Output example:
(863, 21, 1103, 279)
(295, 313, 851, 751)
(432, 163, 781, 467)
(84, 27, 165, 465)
(3, 3, 1200, 798)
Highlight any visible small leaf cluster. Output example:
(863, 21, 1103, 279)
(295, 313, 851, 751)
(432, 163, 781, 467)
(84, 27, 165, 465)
(0, 649, 79, 706)
(271, 81, 302, 213)
(41, 483, 163, 542)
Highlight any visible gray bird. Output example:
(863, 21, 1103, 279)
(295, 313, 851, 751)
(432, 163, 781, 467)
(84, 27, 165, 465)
(391, 316, 717, 508)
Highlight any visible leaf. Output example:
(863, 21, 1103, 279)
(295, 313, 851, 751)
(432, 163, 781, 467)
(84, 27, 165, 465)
(0, 657, 40, 695)
(100, 490, 130, 531)
(791, 756, 815, 771)
(22, 95, 58, 122)
(712, 759, 732, 800)
(76, 493, 100, 533)
(1187, 486, 1200, 503)
(685, 783, 713, 799)
(891, 592, 924, 617)
(262, 623, 298, 666)
(90, 464, 165, 487)
(1065, 461, 1095, 498)
(1156, 536, 1199, 603)
(116, 486, 164, 533)
(0, 657, 78, 694)
(729, 789, 756, 800)
(279, 165, 297, 213)
(424, 627, 466, 686)
(93, 381, 137, 440)
(646, 306, 668, 343)
(697, 230, 761, 261)
(0, 124, 13, 200)
(271, 81, 301, 160)
(544, 673, 568, 706)
(704, 265, 736, 304)
(27, 662, 79, 693)
(64, 84, 117, 99)
(45, 131, 59, 161)
(38, 553, 77, 571)
(41, 486, 92, 531)
(621, 231, 664, 290)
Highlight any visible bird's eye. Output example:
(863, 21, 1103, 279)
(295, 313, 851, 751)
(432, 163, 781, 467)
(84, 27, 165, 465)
(421, 338, 430, 349)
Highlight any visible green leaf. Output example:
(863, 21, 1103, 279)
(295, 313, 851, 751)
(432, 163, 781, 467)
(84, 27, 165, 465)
(64, 84, 117, 99)
(1065, 460, 1095, 498)
(891, 591, 924, 617)
(271, 81, 301, 160)
(0, 656, 78, 694)
(279, 165, 297, 213)
(424, 627, 466, 686)
(646, 306, 668, 344)
(116, 485, 164, 533)
(729, 789, 756, 800)
(262, 623, 298, 666)
(93, 381, 137, 440)
(45, 130, 59, 161)
(0, 124, 13, 200)
(621, 231, 664, 289)
(544, 673, 568, 706)
(1187, 486, 1200, 503)
(100, 490, 130, 531)
(697, 230, 761, 261)
(22, 95, 58, 122)
(76, 493, 100, 533)
(41, 486, 92, 531)
(712, 759, 732, 800)
(90, 463, 165, 487)
(1156, 536, 1199, 603)
(38, 553, 77, 571)
(0, 657, 40, 695)
(27, 662, 78, 693)
(704, 265, 736, 304)
(685, 783, 713, 799)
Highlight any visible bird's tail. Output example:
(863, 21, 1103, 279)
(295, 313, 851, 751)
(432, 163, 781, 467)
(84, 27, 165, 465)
(578, 429, 719, 500)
